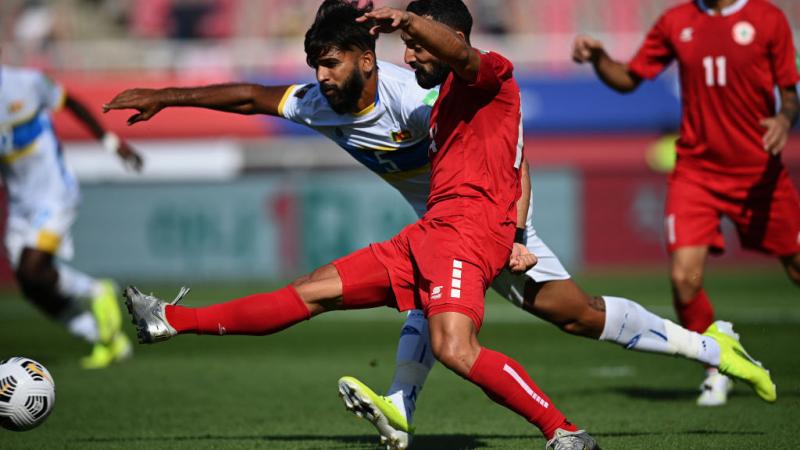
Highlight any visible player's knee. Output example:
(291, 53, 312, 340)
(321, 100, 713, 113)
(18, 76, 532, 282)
(670, 267, 703, 299)
(429, 333, 477, 376)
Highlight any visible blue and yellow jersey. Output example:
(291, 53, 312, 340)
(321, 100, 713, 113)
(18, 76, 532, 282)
(0, 66, 78, 213)
(279, 61, 437, 217)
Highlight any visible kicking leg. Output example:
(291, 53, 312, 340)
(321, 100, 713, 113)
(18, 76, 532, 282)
(518, 276, 773, 402)
(522, 278, 720, 365)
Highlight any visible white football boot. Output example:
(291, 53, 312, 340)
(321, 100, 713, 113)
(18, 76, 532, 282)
(123, 286, 190, 344)
(546, 428, 601, 450)
(697, 370, 734, 406)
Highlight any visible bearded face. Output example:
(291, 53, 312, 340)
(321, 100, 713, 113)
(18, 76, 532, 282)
(411, 59, 451, 89)
(320, 64, 366, 114)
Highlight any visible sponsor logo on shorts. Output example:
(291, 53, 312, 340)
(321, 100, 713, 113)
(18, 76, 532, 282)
(431, 286, 443, 301)
(451, 260, 463, 299)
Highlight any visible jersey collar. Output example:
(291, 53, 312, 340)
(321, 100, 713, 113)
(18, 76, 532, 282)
(697, 0, 749, 16)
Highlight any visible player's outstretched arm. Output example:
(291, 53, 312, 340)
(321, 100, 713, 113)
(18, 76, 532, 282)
(761, 86, 799, 155)
(103, 84, 293, 125)
(572, 35, 642, 94)
(357, 7, 480, 82)
(65, 94, 143, 171)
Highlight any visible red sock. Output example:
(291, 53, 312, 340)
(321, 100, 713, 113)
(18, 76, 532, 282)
(674, 289, 714, 333)
(165, 285, 310, 335)
(467, 348, 578, 440)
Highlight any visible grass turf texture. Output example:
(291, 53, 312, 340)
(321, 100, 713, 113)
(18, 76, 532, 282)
(0, 268, 797, 449)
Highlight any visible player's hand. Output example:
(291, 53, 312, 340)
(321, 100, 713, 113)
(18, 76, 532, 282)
(761, 115, 791, 156)
(117, 140, 144, 172)
(572, 35, 604, 64)
(356, 7, 412, 35)
(508, 243, 537, 274)
(103, 89, 165, 126)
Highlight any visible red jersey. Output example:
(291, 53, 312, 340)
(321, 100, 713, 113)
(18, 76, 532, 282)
(629, 0, 800, 181)
(426, 50, 523, 239)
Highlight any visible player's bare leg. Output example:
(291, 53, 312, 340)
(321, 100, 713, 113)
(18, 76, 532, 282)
(670, 246, 730, 405)
(520, 278, 605, 338)
(427, 311, 598, 448)
(15, 248, 129, 369)
(780, 253, 800, 286)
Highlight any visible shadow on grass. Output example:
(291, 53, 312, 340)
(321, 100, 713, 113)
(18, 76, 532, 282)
(611, 387, 749, 401)
(596, 429, 765, 438)
(72, 433, 528, 449)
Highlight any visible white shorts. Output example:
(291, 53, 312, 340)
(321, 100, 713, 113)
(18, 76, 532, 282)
(5, 206, 77, 269)
(490, 227, 571, 307)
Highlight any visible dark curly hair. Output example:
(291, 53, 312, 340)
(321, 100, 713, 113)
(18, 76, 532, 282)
(304, 0, 377, 68)
(407, 0, 473, 44)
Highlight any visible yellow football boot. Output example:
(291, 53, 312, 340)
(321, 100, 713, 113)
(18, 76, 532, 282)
(338, 376, 412, 450)
(704, 321, 776, 403)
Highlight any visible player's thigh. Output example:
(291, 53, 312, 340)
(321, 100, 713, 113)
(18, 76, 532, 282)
(328, 246, 396, 309)
(666, 177, 725, 253)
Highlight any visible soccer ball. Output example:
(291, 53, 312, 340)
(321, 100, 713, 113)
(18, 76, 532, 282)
(0, 357, 56, 431)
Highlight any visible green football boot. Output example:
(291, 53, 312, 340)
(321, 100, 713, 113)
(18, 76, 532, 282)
(80, 333, 133, 370)
(703, 321, 776, 403)
(90, 279, 123, 345)
(338, 376, 412, 450)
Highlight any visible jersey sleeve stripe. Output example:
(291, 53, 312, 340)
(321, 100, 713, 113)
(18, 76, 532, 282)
(53, 88, 67, 112)
(277, 85, 300, 117)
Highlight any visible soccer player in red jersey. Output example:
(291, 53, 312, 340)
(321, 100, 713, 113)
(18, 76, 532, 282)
(124, 0, 599, 447)
(573, 0, 800, 406)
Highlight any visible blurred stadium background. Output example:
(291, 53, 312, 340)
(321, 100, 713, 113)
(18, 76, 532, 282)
(1, 2, 799, 448)
(0, 0, 798, 284)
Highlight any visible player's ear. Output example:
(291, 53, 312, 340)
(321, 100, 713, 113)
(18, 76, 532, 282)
(360, 50, 376, 74)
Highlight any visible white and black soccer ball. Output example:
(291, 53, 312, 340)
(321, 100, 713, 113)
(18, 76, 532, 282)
(0, 357, 56, 431)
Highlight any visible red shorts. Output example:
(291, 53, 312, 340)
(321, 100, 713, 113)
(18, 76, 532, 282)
(665, 168, 800, 256)
(333, 215, 512, 330)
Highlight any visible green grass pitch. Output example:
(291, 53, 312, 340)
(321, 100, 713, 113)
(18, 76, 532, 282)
(0, 268, 797, 449)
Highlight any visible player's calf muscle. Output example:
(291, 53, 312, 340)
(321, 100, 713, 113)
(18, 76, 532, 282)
(523, 280, 604, 337)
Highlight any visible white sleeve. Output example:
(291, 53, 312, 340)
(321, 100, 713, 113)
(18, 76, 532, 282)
(278, 83, 315, 124)
(34, 72, 66, 112)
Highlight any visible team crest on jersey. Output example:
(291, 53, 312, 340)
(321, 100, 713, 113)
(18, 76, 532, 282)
(391, 129, 412, 143)
(8, 101, 23, 114)
(680, 27, 693, 42)
(732, 21, 755, 46)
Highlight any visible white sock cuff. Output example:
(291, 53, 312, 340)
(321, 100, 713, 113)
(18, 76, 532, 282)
(599, 296, 627, 341)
